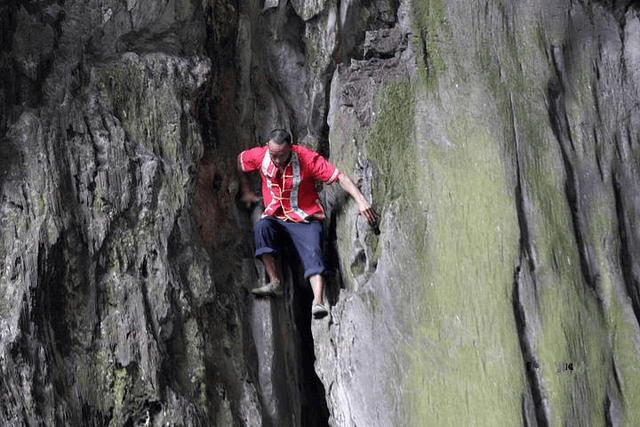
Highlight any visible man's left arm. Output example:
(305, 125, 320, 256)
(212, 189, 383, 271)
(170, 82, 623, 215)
(303, 147, 378, 226)
(337, 173, 379, 226)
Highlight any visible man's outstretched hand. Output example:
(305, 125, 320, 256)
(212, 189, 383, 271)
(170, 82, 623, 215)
(358, 201, 381, 235)
(338, 173, 381, 234)
(358, 202, 379, 227)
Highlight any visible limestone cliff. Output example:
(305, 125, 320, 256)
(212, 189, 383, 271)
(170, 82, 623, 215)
(2, 0, 640, 426)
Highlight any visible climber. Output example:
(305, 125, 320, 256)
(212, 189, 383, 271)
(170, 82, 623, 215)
(237, 128, 378, 319)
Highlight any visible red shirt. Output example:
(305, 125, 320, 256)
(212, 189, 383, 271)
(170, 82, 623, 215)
(239, 145, 341, 222)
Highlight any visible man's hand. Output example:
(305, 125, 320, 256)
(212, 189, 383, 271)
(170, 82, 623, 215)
(357, 201, 379, 227)
(237, 155, 261, 208)
(237, 153, 262, 208)
(241, 190, 261, 208)
(338, 173, 380, 232)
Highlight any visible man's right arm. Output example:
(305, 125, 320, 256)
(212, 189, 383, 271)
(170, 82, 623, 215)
(237, 151, 261, 208)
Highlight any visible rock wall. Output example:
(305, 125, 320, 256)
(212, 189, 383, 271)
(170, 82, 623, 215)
(0, 0, 263, 425)
(316, 0, 640, 426)
(2, 0, 640, 426)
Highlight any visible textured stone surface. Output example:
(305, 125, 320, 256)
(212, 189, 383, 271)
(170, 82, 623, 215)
(0, 0, 263, 425)
(3, 0, 640, 425)
(315, 1, 640, 426)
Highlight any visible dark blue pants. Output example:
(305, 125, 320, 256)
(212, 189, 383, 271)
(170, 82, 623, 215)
(254, 217, 326, 279)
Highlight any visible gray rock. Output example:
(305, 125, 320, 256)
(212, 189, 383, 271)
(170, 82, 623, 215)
(3, 0, 640, 425)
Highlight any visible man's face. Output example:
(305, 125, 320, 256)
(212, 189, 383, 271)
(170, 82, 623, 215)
(268, 140, 292, 169)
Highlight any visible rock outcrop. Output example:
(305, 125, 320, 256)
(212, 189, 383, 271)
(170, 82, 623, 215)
(2, 0, 640, 425)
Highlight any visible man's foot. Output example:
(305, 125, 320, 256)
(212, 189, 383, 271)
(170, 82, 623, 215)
(312, 302, 329, 319)
(251, 280, 283, 297)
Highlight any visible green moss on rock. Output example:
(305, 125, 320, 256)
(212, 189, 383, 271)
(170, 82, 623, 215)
(403, 101, 524, 425)
(366, 81, 417, 211)
(411, 0, 446, 89)
(96, 54, 183, 164)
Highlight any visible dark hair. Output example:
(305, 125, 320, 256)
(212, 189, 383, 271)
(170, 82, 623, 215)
(268, 128, 292, 146)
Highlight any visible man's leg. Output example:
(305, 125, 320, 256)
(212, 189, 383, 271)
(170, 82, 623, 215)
(309, 274, 328, 318)
(252, 218, 283, 297)
(309, 274, 324, 305)
(262, 253, 280, 284)
(262, 254, 281, 283)
(286, 221, 329, 318)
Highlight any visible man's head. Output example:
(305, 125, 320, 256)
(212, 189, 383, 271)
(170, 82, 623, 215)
(267, 128, 292, 169)
(268, 128, 292, 146)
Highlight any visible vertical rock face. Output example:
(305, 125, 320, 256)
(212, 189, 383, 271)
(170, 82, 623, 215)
(316, 1, 640, 426)
(0, 0, 262, 425)
(2, 0, 640, 426)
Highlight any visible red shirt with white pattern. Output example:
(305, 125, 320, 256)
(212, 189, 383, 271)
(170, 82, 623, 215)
(238, 145, 342, 222)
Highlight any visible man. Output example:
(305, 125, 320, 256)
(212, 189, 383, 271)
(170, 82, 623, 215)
(238, 129, 378, 319)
